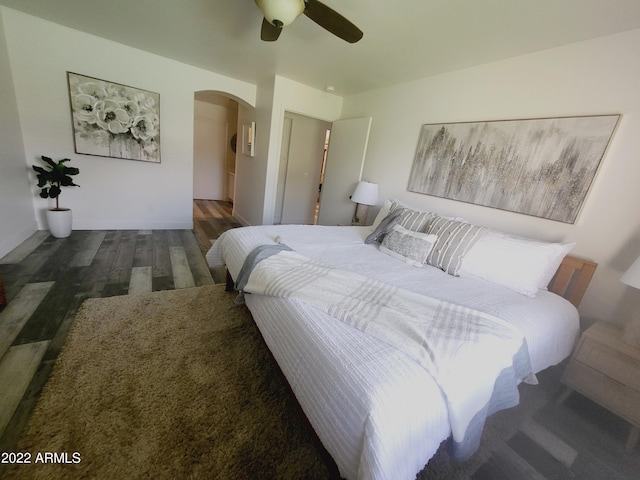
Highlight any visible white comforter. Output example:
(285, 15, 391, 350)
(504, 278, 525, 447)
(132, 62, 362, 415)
(206, 225, 579, 480)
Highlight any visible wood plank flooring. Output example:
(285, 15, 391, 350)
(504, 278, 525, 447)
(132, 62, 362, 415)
(468, 363, 640, 480)
(0, 201, 240, 478)
(193, 198, 243, 255)
(1, 200, 639, 479)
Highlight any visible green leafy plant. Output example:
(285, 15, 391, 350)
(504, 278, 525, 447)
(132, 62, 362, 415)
(32, 156, 80, 210)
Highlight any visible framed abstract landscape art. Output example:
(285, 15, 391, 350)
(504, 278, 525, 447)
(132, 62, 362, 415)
(408, 115, 619, 223)
(67, 72, 161, 163)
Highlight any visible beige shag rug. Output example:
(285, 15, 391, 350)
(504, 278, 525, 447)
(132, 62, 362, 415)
(7, 284, 539, 480)
(6, 286, 334, 480)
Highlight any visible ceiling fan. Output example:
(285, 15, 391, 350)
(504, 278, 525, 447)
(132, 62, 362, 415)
(255, 0, 363, 43)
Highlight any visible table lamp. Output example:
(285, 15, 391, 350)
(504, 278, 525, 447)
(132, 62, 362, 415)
(350, 181, 378, 226)
(621, 254, 640, 346)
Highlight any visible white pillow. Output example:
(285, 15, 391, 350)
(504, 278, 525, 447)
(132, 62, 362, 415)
(459, 230, 575, 297)
(370, 199, 393, 232)
(379, 225, 438, 267)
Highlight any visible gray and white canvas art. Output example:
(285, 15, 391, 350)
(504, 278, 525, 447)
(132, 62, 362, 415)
(68, 72, 161, 163)
(408, 115, 619, 223)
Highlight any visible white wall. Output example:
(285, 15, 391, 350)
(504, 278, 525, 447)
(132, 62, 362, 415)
(234, 75, 343, 226)
(260, 76, 343, 225)
(233, 102, 259, 226)
(342, 28, 640, 326)
(1, 7, 255, 231)
(228, 80, 271, 227)
(193, 99, 228, 200)
(0, 8, 37, 259)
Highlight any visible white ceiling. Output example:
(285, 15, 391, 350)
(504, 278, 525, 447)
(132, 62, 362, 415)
(2, 0, 640, 95)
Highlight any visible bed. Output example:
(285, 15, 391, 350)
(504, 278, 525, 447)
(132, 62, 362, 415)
(205, 204, 596, 480)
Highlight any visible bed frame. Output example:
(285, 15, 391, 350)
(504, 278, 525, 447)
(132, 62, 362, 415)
(548, 255, 598, 308)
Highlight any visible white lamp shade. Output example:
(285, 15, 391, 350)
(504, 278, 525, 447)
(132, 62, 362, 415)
(622, 255, 640, 289)
(351, 181, 378, 206)
(255, 0, 305, 26)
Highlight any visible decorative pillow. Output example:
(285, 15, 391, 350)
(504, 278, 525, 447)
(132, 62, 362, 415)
(459, 230, 576, 297)
(424, 216, 486, 276)
(389, 200, 434, 232)
(369, 198, 464, 233)
(379, 225, 438, 267)
(365, 209, 403, 244)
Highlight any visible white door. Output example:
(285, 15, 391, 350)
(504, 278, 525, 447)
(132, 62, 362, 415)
(193, 117, 226, 199)
(317, 117, 372, 226)
(274, 116, 293, 224)
(279, 112, 331, 224)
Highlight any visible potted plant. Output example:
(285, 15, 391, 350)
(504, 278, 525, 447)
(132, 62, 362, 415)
(32, 156, 80, 238)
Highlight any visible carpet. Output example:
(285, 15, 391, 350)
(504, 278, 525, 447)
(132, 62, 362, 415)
(6, 286, 334, 480)
(6, 284, 548, 480)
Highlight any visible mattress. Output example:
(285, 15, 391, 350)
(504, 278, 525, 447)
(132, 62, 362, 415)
(206, 224, 579, 480)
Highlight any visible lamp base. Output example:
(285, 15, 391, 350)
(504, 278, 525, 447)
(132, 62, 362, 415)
(351, 203, 369, 226)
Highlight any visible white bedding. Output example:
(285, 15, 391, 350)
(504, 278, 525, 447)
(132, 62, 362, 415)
(206, 224, 580, 480)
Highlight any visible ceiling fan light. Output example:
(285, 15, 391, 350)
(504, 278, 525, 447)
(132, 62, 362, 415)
(255, 0, 305, 27)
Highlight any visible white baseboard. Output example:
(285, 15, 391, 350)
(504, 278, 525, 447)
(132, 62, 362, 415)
(72, 220, 194, 230)
(0, 223, 38, 262)
(233, 212, 250, 227)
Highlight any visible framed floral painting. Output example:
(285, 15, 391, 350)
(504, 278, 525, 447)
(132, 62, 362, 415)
(67, 72, 161, 163)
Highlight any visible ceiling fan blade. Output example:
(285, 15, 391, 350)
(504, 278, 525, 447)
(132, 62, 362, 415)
(303, 0, 363, 43)
(261, 17, 282, 41)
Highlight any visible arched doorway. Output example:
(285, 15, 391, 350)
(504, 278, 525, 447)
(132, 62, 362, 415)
(193, 92, 238, 202)
(192, 91, 252, 252)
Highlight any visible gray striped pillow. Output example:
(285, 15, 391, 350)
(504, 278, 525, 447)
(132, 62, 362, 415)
(389, 201, 434, 232)
(425, 216, 486, 276)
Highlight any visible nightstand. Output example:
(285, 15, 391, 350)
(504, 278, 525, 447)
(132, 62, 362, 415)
(560, 321, 640, 452)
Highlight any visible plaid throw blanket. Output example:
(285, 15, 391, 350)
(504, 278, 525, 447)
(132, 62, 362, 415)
(237, 245, 536, 460)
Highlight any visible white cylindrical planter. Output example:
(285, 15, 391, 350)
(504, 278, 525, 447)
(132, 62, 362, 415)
(46, 208, 73, 238)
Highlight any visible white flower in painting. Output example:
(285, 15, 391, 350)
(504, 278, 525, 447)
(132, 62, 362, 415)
(133, 92, 156, 110)
(105, 84, 127, 99)
(72, 93, 99, 124)
(120, 100, 140, 117)
(77, 81, 108, 99)
(95, 99, 132, 134)
(130, 113, 159, 142)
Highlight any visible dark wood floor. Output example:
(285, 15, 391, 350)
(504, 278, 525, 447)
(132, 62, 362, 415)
(0, 200, 240, 478)
(1, 200, 639, 479)
(465, 365, 640, 480)
(193, 199, 243, 255)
